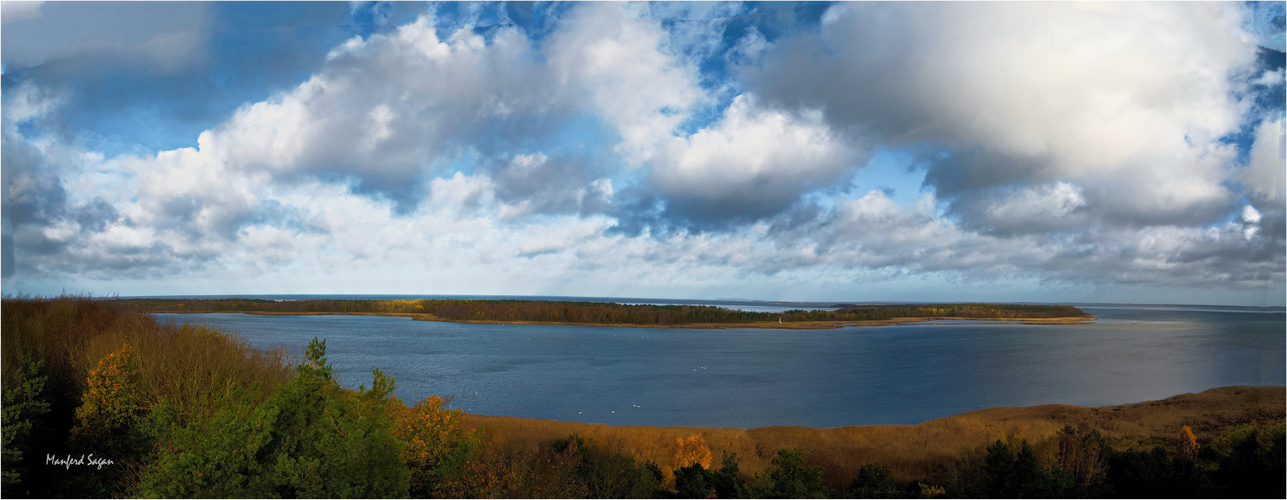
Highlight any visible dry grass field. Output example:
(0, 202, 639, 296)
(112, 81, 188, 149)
(461, 386, 1284, 487)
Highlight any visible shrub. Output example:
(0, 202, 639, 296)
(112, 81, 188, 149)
(1178, 425, 1199, 459)
(673, 435, 712, 470)
(393, 394, 479, 497)
(848, 463, 899, 498)
(439, 439, 588, 498)
(1207, 423, 1285, 499)
(553, 436, 664, 499)
(753, 449, 829, 499)
(69, 343, 146, 457)
(711, 451, 751, 499)
(674, 462, 715, 498)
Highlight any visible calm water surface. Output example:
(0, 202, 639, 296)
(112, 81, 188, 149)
(155, 306, 1285, 428)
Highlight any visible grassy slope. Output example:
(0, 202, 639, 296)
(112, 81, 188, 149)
(462, 386, 1285, 486)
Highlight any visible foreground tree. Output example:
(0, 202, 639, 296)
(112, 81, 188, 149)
(138, 338, 410, 498)
(1, 360, 51, 494)
(753, 449, 829, 499)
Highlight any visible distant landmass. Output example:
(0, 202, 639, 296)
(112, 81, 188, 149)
(113, 297, 1094, 328)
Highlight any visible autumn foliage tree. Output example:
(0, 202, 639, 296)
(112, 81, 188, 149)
(673, 435, 712, 470)
(1179, 425, 1199, 458)
(392, 394, 479, 497)
(70, 344, 146, 456)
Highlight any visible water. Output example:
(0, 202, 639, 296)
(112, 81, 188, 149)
(154, 305, 1285, 428)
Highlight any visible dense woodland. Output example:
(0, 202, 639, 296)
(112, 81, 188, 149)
(113, 297, 1092, 325)
(3, 297, 1280, 499)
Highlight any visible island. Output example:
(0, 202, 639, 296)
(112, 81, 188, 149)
(112, 298, 1095, 328)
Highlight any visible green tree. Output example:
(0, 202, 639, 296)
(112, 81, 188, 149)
(1, 359, 51, 493)
(753, 449, 829, 499)
(1105, 446, 1206, 498)
(712, 451, 751, 499)
(849, 463, 899, 498)
(138, 338, 410, 498)
(552, 436, 663, 499)
(1208, 423, 1285, 498)
(976, 439, 1065, 498)
(1054, 425, 1108, 492)
(674, 462, 715, 498)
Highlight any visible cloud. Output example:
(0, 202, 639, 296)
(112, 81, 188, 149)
(546, 2, 705, 166)
(491, 154, 615, 218)
(195, 15, 570, 207)
(0, 1, 213, 75)
(2, 2, 1281, 305)
(746, 2, 1260, 229)
(978, 182, 1088, 235)
(2, 84, 71, 281)
(0, 2, 42, 26)
(650, 94, 863, 226)
(1242, 117, 1286, 212)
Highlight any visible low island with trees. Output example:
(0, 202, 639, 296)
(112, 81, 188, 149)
(111, 297, 1095, 328)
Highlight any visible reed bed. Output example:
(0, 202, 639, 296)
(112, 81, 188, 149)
(462, 386, 1285, 486)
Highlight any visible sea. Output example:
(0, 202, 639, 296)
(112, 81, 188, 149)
(152, 299, 1286, 428)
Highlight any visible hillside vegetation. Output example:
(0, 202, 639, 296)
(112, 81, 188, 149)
(113, 297, 1093, 328)
(3, 297, 1278, 499)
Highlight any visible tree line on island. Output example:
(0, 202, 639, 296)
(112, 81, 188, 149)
(4, 297, 1279, 498)
(111, 297, 1092, 325)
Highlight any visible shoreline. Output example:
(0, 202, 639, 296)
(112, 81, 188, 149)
(145, 310, 1095, 328)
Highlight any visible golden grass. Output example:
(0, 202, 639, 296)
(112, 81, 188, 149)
(461, 386, 1284, 487)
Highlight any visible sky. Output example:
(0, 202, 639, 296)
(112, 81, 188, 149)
(1, 1, 1285, 306)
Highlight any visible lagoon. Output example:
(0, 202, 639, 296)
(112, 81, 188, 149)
(155, 305, 1285, 428)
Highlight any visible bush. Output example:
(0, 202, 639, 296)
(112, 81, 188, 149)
(754, 449, 829, 499)
(849, 463, 899, 498)
(439, 438, 588, 498)
(393, 394, 479, 497)
(1104, 446, 1205, 498)
(69, 343, 147, 457)
(673, 462, 714, 498)
(554, 436, 664, 499)
(673, 435, 712, 470)
(1207, 423, 1285, 499)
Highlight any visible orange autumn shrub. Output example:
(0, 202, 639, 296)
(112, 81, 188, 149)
(1179, 425, 1199, 458)
(70, 343, 146, 455)
(673, 434, 712, 470)
(393, 395, 479, 497)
